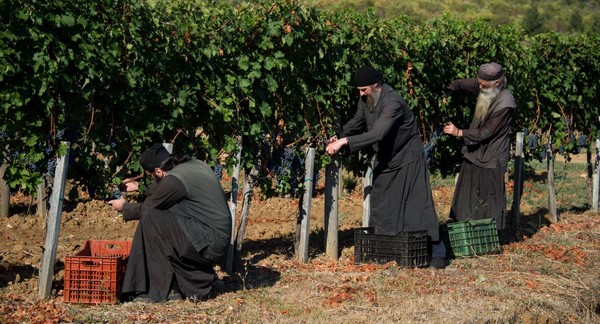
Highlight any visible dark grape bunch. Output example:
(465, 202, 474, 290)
(524, 132, 548, 161)
(527, 134, 538, 149)
(269, 147, 302, 196)
(213, 163, 224, 181)
(575, 134, 588, 154)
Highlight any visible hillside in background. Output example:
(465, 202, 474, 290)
(227, 0, 600, 33)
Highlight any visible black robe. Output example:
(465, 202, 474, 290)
(447, 78, 516, 229)
(342, 84, 440, 240)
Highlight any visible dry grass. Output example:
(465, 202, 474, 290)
(42, 212, 598, 324)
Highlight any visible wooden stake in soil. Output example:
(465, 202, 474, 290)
(39, 141, 70, 299)
(586, 142, 593, 204)
(0, 162, 9, 218)
(235, 165, 258, 268)
(362, 159, 373, 227)
(37, 177, 47, 218)
(324, 156, 340, 260)
(226, 137, 242, 274)
(593, 139, 600, 213)
(512, 132, 524, 230)
(297, 148, 315, 263)
(547, 140, 559, 222)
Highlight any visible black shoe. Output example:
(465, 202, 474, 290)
(167, 289, 183, 301)
(167, 276, 183, 301)
(132, 294, 155, 303)
(429, 257, 447, 270)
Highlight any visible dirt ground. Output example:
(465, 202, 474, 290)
(1, 170, 599, 323)
(0, 178, 368, 299)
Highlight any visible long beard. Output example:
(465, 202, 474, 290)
(473, 87, 500, 124)
(363, 90, 381, 112)
(365, 95, 375, 110)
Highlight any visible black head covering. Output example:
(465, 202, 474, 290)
(352, 66, 383, 87)
(139, 143, 171, 171)
(478, 62, 504, 81)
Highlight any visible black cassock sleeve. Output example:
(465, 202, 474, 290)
(122, 176, 187, 221)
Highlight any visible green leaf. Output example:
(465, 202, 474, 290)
(61, 15, 76, 27)
(25, 134, 38, 146)
(250, 123, 262, 135)
(238, 77, 251, 89)
(238, 56, 250, 71)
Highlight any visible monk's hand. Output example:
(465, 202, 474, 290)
(107, 196, 126, 212)
(443, 122, 461, 137)
(326, 138, 347, 155)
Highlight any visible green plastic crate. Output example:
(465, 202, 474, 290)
(354, 227, 429, 268)
(442, 219, 501, 258)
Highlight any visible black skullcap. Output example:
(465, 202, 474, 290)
(477, 62, 504, 81)
(139, 143, 171, 171)
(352, 66, 383, 87)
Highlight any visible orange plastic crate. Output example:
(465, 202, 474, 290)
(64, 240, 132, 304)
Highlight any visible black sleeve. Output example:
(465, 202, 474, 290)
(447, 78, 480, 97)
(340, 104, 365, 138)
(121, 176, 187, 221)
(346, 96, 406, 153)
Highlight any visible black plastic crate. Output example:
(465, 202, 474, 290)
(354, 227, 429, 267)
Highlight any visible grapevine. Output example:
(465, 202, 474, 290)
(0, 0, 598, 197)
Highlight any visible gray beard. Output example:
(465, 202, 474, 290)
(365, 90, 381, 111)
(473, 87, 500, 124)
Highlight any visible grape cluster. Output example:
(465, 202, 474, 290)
(527, 134, 538, 149)
(578, 134, 588, 150)
(525, 133, 549, 161)
(27, 162, 38, 173)
(213, 163, 224, 181)
(268, 147, 307, 197)
(539, 149, 547, 160)
(47, 159, 57, 177)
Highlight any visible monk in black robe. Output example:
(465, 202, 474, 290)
(109, 144, 232, 302)
(327, 66, 446, 268)
(443, 62, 516, 230)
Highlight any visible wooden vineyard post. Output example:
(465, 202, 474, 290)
(39, 142, 70, 299)
(362, 159, 373, 228)
(226, 137, 242, 274)
(324, 156, 340, 260)
(235, 166, 258, 269)
(511, 132, 524, 230)
(37, 177, 47, 218)
(0, 162, 8, 218)
(593, 139, 600, 212)
(547, 140, 558, 222)
(297, 148, 315, 263)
